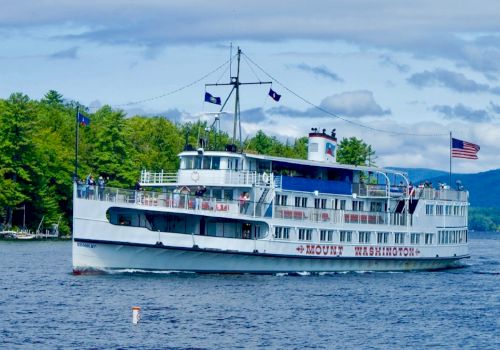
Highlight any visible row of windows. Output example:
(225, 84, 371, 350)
(275, 195, 385, 212)
(438, 230, 468, 244)
(274, 227, 446, 245)
(182, 156, 241, 170)
(426, 204, 466, 216)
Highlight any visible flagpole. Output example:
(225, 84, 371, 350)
(449, 131, 452, 187)
(74, 105, 79, 181)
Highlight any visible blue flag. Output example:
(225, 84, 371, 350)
(269, 88, 281, 102)
(204, 92, 221, 105)
(78, 112, 90, 127)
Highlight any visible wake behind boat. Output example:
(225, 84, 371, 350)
(72, 48, 469, 273)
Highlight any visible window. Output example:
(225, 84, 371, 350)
(395, 232, 405, 244)
(276, 194, 288, 206)
(333, 199, 345, 210)
(425, 204, 434, 215)
(340, 230, 352, 243)
(227, 158, 239, 170)
(314, 198, 327, 209)
(445, 206, 452, 215)
(298, 228, 312, 241)
(410, 233, 421, 244)
(436, 205, 444, 215)
(295, 196, 308, 208)
(183, 156, 195, 170)
(370, 202, 383, 212)
(358, 231, 371, 243)
(309, 143, 318, 152)
(223, 189, 233, 201)
(211, 189, 222, 199)
(320, 230, 334, 242)
(352, 201, 364, 211)
(275, 227, 290, 240)
(377, 232, 389, 244)
(211, 157, 220, 170)
(425, 233, 434, 245)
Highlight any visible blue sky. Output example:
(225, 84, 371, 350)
(2, 0, 500, 173)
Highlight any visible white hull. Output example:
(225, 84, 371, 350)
(72, 239, 466, 274)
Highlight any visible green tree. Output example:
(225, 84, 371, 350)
(0, 93, 39, 228)
(80, 106, 135, 187)
(125, 116, 184, 172)
(41, 90, 64, 107)
(336, 137, 376, 166)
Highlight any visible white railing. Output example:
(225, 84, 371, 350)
(140, 169, 276, 188)
(274, 205, 409, 226)
(77, 185, 410, 226)
(413, 188, 468, 202)
(140, 170, 178, 184)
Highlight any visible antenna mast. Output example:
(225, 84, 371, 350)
(205, 47, 272, 149)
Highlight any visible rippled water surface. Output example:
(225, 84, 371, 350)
(1, 232, 499, 349)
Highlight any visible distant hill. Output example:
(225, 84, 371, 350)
(389, 167, 448, 183)
(389, 167, 500, 208)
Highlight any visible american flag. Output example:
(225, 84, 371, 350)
(452, 138, 480, 159)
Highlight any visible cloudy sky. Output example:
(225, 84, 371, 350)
(2, 0, 500, 173)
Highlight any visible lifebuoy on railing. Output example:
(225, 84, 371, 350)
(262, 172, 269, 184)
(191, 171, 200, 182)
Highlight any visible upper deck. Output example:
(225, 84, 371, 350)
(139, 150, 468, 202)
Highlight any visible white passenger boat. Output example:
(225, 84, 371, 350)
(72, 49, 469, 273)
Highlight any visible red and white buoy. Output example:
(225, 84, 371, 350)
(132, 306, 141, 324)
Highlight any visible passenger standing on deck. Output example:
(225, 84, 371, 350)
(135, 180, 142, 204)
(244, 192, 250, 212)
(195, 186, 206, 210)
(88, 175, 96, 199)
(173, 187, 181, 207)
(98, 176, 105, 200)
(239, 192, 246, 213)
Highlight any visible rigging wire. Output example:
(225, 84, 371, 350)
(242, 54, 262, 83)
(242, 53, 449, 137)
(90, 58, 232, 110)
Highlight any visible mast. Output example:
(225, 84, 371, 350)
(233, 48, 241, 145)
(205, 47, 272, 150)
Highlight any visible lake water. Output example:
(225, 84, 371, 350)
(0, 232, 499, 349)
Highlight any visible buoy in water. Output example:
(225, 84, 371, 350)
(132, 306, 141, 324)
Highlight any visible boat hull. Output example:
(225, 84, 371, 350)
(73, 239, 468, 274)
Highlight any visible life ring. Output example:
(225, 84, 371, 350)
(262, 172, 270, 184)
(191, 171, 200, 182)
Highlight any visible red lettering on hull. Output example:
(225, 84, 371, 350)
(297, 244, 421, 257)
(299, 244, 345, 257)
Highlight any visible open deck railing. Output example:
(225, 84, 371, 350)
(140, 169, 277, 188)
(274, 205, 409, 226)
(76, 185, 411, 227)
(413, 187, 468, 201)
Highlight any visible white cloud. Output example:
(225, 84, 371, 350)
(319, 91, 391, 118)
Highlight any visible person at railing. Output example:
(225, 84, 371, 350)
(76, 178, 84, 198)
(195, 186, 207, 210)
(87, 174, 96, 199)
(134, 181, 142, 204)
(98, 176, 106, 200)
(239, 192, 250, 214)
(173, 187, 181, 207)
